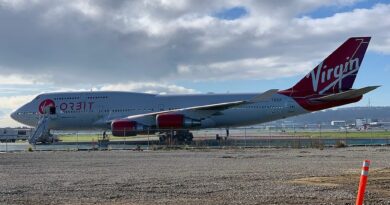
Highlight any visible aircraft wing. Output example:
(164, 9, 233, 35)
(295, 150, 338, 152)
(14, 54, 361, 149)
(110, 89, 278, 124)
(181, 89, 278, 111)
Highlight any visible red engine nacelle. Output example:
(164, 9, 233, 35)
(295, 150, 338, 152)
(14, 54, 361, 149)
(156, 114, 201, 129)
(111, 120, 142, 136)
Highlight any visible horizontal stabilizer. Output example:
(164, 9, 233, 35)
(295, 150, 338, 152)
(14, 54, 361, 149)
(311, 86, 380, 102)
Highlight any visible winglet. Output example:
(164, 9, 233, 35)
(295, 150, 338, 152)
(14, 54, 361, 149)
(249, 89, 278, 103)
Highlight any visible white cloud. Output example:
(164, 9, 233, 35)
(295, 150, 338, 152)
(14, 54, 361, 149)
(0, 0, 33, 10)
(0, 116, 24, 127)
(71, 0, 102, 19)
(0, 95, 35, 127)
(176, 57, 314, 80)
(0, 95, 35, 111)
(0, 0, 389, 85)
(98, 82, 198, 94)
(295, 4, 390, 35)
(0, 74, 48, 85)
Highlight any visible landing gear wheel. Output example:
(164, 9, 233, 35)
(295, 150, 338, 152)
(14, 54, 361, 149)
(159, 130, 193, 145)
(175, 130, 193, 145)
(184, 132, 193, 143)
(159, 134, 166, 144)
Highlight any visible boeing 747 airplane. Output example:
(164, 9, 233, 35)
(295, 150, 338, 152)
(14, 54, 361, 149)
(11, 37, 378, 144)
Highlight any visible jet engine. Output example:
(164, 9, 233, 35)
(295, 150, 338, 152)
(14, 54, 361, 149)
(156, 114, 201, 129)
(111, 120, 144, 136)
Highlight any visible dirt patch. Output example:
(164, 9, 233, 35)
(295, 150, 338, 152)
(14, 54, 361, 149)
(291, 168, 390, 198)
(2, 148, 390, 204)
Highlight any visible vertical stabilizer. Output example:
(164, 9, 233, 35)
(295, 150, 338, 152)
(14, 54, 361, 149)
(283, 37, 371, 98)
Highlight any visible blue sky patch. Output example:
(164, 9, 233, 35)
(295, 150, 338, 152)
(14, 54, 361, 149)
(213, 6, 248, 20)
(302, 0, 387, 19)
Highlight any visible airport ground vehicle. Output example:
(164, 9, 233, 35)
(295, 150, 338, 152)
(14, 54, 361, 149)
(0, 128, 32, 142)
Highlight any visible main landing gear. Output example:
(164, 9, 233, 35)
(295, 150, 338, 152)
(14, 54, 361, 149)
(158, 130, 194, 145)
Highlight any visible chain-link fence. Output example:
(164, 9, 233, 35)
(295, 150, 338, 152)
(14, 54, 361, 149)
(1, 127, 390, 151)
(50, 128, 390, 150)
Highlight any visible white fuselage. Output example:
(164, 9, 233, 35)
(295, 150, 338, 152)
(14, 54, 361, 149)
(11, 91, 308, 130)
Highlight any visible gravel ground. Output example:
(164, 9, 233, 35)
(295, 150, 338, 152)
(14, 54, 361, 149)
(0, 147, 390, 205)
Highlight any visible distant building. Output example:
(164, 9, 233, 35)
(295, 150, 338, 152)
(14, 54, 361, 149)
(355, 118, 371, 128)
(331, 120, 346, 127)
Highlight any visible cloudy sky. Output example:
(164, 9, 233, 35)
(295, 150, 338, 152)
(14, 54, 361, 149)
(1, 0, 390, 127)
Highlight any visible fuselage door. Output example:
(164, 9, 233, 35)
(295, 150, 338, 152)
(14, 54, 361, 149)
(49, 106, 56, 115)
(286, 100, 295, 113)
(43, 105, 56, 115)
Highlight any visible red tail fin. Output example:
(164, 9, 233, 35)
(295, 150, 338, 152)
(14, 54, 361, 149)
(281, 37, 371, 98)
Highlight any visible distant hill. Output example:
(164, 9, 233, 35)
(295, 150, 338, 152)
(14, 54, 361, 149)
(278, 106, 390, 124)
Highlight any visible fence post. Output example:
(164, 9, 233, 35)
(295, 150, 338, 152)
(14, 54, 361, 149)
(123, 128, 126, 145)
(76, 132, 79, 150)
(147, 128, 150, 150)
(244, 128, 247, 148)
(268, 129, 271, 148)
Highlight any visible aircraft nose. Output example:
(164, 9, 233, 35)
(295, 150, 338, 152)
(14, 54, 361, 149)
(10, 110, 18, 121)
(10, 107, 23, 123)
